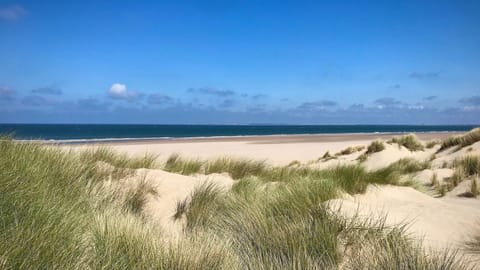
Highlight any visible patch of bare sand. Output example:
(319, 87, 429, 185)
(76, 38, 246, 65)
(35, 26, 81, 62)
(125, 168, 234, 239)
(413, 168, 453, 186)
(362, 142, 434, 170)
(328, 185, 480, 252)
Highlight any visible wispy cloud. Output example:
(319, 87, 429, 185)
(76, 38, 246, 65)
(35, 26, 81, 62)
(409, 72, 439, 79)
(459, 95, 480, 106)
(247, 104, 267, 113)
(374, 97, 402, 108)
(21, 95, 50, 106)
(3, 94, 480, 125)
(348, 103, 366, 111)
(32, 87, 63, 95)
(251, 94, 268, 100)
(77, 98, 111, 111)
(147, 93, 173, 105)
(422, 95, 437, 101)
(219, 99, 235, 108)
(296, 100, 337, 111)
(107, 83, 142, 101)
(187, 87, 235, 97)
(0, 86, 15, 101)
(0, 5, 26, 21)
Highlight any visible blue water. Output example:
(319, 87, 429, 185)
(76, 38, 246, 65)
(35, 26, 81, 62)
(0, 124, 475, 141)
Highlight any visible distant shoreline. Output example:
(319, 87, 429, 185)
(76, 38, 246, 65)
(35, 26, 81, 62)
(38, 130, 465, 145)
(2, 123, 475, 143)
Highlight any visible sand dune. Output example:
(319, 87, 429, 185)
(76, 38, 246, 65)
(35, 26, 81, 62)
(328, 185, 480, 251)
(73, 131, 480, 265)
(362, 142, 434, 170)
(118, 168, 234, 239)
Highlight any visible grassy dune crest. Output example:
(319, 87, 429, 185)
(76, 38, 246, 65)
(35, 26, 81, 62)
(163, 154, 426, 193)
(357, 140, 385, 162)
(440, 128, 480, 152)
(389, 133, 425, 151)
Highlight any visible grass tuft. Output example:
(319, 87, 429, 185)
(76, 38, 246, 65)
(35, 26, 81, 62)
(335, 145, 365, 156)
(205, 158, 267, 179)
(438, 184, 448, 197)
(442, 161, 449, 168)
(80, 147, 158, 180)
(448, 155, 480, 191)
(358, 140, 385, 162)
(123, 179, 158, 215)
(357, 153, 368, 162)
(80, 147, 157, 169)
(287, 160, 301, 167)
(439, 128, 480, 152)
(389, 134, 425, 151)
(163, 153, 203, 175)
(431, 172, 439, 187)
(173, 199, 188, 220)
(449, 167, 465, 189)
(366, 140, 385, 154)
(454, 155, 480, 176)
(320, 151, 337, 161)
(465, 223, 480, 256)
(346, 229, 469, 270)
(176, 182, 224, 230)
(426, 140, 440, 149)
(471, 177, 479, 198)
(384, 158, 430, 174)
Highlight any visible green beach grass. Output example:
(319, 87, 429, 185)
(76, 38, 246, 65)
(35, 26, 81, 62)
(439, 128, 480, 152)
(389, 133, 425, 151)
(0, 137, 472, 269)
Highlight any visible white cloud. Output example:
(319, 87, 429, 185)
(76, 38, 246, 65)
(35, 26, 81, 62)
(0, 5, 26, 21)
(108, 83, 141, 101)
(109, 83, 127, 96)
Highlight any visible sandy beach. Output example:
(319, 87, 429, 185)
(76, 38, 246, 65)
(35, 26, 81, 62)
(69, 131, 463, 165)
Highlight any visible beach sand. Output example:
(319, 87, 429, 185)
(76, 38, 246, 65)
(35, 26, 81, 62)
(70, 132, 462, 165)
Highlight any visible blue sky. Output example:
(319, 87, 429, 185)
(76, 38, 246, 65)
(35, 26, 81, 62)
(0, 0, 479, 124)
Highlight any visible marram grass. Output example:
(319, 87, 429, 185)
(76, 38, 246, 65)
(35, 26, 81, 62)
(439, 128, 480, 152)
(0, 138, 225, 269)
(0, 137, 472, 269)
(176, 178, 471, 270)
(162, 154, 420, 193)
(454, 155, 480, 176)
(389, 133, 425, 151)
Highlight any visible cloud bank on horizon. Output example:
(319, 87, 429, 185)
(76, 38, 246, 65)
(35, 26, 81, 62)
(0, 1, 479, 124)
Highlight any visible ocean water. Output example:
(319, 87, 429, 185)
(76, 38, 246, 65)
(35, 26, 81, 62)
(0, 124, 475, 142)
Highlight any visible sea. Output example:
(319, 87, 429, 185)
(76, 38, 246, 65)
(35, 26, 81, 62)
(0, 124, 475, 142)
